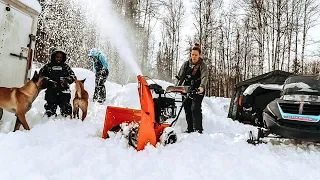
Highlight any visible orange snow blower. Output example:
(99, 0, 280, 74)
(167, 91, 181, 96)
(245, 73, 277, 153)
(101, 75, 194, 151)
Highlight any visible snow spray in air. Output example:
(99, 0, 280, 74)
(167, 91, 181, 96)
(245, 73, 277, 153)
(75, 0, 142, 76)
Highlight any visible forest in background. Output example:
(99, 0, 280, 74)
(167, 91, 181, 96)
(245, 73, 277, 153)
(34, 0, 320, 97)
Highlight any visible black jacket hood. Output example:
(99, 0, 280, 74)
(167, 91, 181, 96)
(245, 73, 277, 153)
(50, 48, 67, 64)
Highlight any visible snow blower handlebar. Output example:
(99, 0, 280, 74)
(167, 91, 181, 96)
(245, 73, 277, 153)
(166, 85, 199, 97)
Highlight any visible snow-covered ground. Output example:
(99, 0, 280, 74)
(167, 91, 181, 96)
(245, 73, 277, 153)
(1, 67, 320, 180)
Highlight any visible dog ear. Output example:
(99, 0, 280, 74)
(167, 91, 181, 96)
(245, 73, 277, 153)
(81, 78, 86, 84)
(32, 71, 39, 82)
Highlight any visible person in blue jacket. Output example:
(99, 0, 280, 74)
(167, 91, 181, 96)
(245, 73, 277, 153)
(88, 48, 109, 103)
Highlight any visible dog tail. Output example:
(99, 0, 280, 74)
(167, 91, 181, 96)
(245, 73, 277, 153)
(75, 76, 82, 98)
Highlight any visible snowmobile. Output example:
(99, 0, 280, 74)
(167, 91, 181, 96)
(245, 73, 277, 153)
(247, 75, 320, 145)
(101, 75, 198, 151)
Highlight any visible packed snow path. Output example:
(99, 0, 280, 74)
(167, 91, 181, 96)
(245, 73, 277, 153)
(0, 68, 320, 180)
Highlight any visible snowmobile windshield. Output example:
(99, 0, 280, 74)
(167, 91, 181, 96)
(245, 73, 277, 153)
(282, 76, 320, 96)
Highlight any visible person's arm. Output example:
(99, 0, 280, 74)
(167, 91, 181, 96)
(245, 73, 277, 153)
(39, 64, 48, 77)
(199, 62, 208, 89)
(91, 57, 96, 72)
(64, 65, 76, 84)
(176, 61, 188, 86)
(39, 65, 57, 88)
(99, 54, 109, 69)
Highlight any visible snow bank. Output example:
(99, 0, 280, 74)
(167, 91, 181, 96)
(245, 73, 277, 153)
(18, 0, 41, 14)
(1, 68, 320, 180)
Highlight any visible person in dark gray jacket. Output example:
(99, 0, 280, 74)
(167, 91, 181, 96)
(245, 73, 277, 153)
(176, 43, 208, 133)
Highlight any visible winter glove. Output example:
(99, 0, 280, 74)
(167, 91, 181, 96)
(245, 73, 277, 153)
(61, 81, 68, 88)
(43, 77, 57, 88)
(62, 76, 75, 84)
(59, 78, 69, 88)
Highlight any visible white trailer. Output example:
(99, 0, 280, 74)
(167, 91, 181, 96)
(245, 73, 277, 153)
(0, 0, 41, 88)
(0, 0, 41, 126)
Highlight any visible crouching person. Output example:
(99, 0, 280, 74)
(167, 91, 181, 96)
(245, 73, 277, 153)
(39, 48, 75, 117)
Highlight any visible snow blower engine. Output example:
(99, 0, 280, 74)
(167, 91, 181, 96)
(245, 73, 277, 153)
(101, 75, 195, 151)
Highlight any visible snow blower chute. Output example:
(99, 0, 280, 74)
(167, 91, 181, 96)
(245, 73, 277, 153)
(101, 75, 195, 151)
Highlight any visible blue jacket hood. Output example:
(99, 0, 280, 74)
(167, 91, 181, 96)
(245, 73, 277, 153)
(88, 48, 109, 71)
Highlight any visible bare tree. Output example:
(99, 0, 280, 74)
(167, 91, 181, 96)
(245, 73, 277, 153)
(300, 0, 320, 74)
(35, 0, 94, 69)
(156, 0, 185, 81)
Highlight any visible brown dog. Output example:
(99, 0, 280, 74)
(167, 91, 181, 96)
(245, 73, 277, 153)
(0, 71, 44, 131)
(73, 77, 89, 121)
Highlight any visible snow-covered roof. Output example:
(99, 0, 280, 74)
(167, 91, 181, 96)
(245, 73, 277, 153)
(282, 94, 320, 102)
(283, 82, 318, 92)
(284, 82, 311, 89)
(243, 84, 283, 95)
(18, 0, 41, 14)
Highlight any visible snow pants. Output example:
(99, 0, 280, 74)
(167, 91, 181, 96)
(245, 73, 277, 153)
(183, 93, 205, 133)
(93, 69, 109, 103)
(44, 89, 72, 117)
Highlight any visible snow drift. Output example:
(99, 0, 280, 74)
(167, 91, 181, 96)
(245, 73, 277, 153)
(0, 68, 319, 180)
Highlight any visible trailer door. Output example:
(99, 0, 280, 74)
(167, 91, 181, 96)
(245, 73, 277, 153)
(0, 2, 33, 88)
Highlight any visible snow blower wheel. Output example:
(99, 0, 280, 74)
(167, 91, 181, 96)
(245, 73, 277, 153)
(128, 126, 139, 149)
(165, 131, 177, 145)
(159, 127, 177, 145)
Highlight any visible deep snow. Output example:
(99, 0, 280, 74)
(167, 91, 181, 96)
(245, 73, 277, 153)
(0, 67, 320, 180)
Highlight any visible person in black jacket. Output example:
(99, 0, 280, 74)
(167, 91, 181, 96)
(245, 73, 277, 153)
(176, 43, 208, 133)
(39, 48, 75, 117)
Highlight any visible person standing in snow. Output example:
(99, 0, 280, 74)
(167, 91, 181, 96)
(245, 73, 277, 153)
(176, 43, 208, 134)
(39, 48, 76, 117)
(88, 48, 109, 103)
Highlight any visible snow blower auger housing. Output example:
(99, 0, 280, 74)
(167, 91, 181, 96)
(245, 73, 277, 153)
(102, 75, 191, 151)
